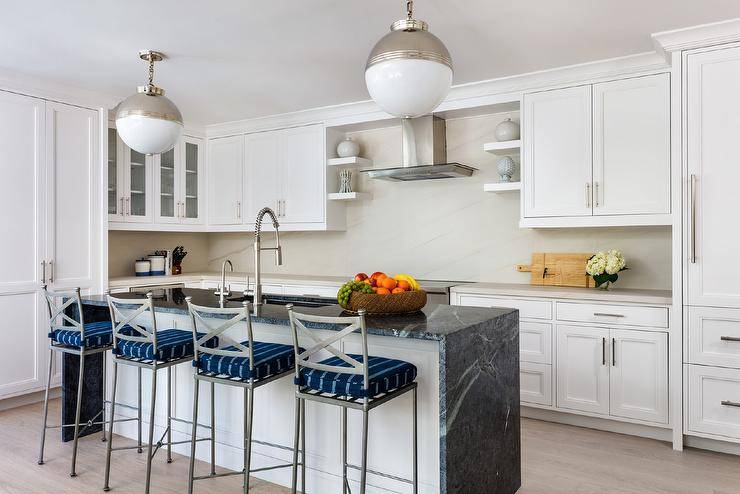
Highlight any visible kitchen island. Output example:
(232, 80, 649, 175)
(69, 288, 520, 493)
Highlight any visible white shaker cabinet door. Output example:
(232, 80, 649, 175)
(687, 47, 740, 307)
(280, 124, 325, 224)
(556, 324, 610, 415)
(245, 130, 281, 221)
(523, 85, 593, 218)
(208, 135, 244, 225)
(592, 74, 670, 216)
(609, 329, 668, 424)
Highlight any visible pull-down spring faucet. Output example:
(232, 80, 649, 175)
(250, 207, 282, 309)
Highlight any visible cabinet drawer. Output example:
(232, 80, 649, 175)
(689, 306, 740, 368)
(556, 301, 668, 328)
(520, 362, 552, 406)
(283, 284, 339, 298)
(521, 321, 552, 364)
(456, 295, 552, 320)
(688, 364, 740, 440)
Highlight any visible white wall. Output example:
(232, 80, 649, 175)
(206, 113, 672, 290)
(108, 231, 210, 278)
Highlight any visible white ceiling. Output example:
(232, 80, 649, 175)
(2, 1, 739, 125)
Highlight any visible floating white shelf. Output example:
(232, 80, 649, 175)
(483, 140, 521, 153)
(327, 192, 371, 201)
(483, 182, 521, 193)
(327, 156, 373, 168)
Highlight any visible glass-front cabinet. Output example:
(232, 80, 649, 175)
(107, 126, 152, 223)
(154, 136, 204, 224)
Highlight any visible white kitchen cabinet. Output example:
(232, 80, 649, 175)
(609, 329, 668, 423)
(154, 146, 179, 224)
(592, 74, 670, 216)
(245, 130, 281, 220)
(155, 136, 205, 225)
(208, 135, 244, 225)
(124, 147, 153, 222)
(686, 46, 740, 308)
(523, 85, 593, 218)
(280, 124, 325, 224)
(556, 324, 610, 415)
(687, 364, 740, 440)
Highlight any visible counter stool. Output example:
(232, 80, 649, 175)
(286, 307, 418, 494)
(186, 298, 304, 494)
(104, 293, 215, 494)
(38, 286, 141, 477)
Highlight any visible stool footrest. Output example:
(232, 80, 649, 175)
(346, 463, 413, 485)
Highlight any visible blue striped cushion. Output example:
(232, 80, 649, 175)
(197, 341, 297, 381)
(114, 329, 216, 362)
(297, 354, 417, 398)
(49, 321, 114, 348)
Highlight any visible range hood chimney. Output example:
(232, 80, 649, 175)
(363, 115, 477, 181)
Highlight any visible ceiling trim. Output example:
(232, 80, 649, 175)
(206, 50, 669, 138)
(0, 68, 118, 110)
(652, 18, 740, 58)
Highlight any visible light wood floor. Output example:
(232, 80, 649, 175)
(2, 399, 740, 493)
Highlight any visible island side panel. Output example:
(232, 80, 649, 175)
(440, 310, 520, 494)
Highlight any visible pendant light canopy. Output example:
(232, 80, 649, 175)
(365, 1, 453, 118)
(115, 50, 183, 155)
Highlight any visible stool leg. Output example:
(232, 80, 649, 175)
(103, 360, 119, 492)
(291, 396, 300, 494)
(137, 366, 143, 453)
(144, 367, 158, 494)
(167, 366, 172, 464)
(360, 410, 369, 494)
(341, 406, 348, 494)
(300, 398, 306, 493)
(101, 352, 107, 442)
(413, 386, 418, 494)
(243, 387, 254, 494)
(210, 381, 216, 476)
(187, 375, 200, 494)
(69, 351, 85, 477)
(37, 348, 54, 466)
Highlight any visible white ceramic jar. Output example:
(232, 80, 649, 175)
(495, 118, 520, 142)
(147, 255, 166, 276)
(135, 259, 151, 277)
(336, 137, 360, 158)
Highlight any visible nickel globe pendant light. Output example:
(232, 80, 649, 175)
(365, 0, 453, 118)
(115, 50, 183, 155)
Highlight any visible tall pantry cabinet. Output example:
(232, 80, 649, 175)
(684, 45, 740, 443)
(0, 90, 103, 400)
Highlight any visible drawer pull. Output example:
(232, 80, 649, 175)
(721, 400, 740, 408)
(720, 336, 740, 343)
(594, 312, 625, 318)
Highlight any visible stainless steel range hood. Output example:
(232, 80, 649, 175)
(362, 116, 476, 182)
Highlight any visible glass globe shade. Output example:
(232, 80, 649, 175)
(115, 92, 183, 155)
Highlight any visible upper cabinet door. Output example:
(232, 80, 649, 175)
(245, 131, 281, 222)
(523, 86, 593, 218)
(592, 74, 670, 216)
(181, 136, 205, 224)
(687, 47, 740, 308)
(280, 124, 325, 224)
(154, 145, 180, 224)
(125, 147, 153, 223)
(45, 102, 99, 289)
(107, 127, 125, 222)
(208, 135, 244, 225)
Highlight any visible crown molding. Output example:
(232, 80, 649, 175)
(0, 68, 119, 110)
(206, 50, 668, 138)
(652, 18, 740, 58)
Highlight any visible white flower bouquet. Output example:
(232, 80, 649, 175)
(586, 250, 627, 289)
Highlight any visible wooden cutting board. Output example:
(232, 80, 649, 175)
(516, 253, 594, 288)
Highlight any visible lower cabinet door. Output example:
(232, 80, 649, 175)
(688, 364, 740, 440)
(0, 291, 47, 398)
(556, 324, 610, 414)
(609, 329, 668, 423)
(520, 362, 552, 406)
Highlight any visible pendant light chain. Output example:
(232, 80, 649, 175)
(148, 56, 155, 86)
(406, 0, 413, 19)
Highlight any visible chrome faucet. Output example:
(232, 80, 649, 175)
(250, 207, 282, 309)
(215, 259, 234, 305)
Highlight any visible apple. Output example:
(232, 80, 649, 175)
(370, 271, 386, 280)
(354, 272, 368, 282)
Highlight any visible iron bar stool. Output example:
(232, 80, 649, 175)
(38, 286, 140, 477)
(186, 297, 304, 494)
(287, 306, 418, 494)
(104, 292, 215, 493)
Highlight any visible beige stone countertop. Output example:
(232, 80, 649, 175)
(450, 283, 672, 306)
(109, 271, 349, 288)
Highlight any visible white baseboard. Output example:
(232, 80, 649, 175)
(684, 435, 740, 456)
(0, 387, 61, 412)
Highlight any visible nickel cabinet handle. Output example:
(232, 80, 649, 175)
(594, 181, 600, 207)
(721, 336, 740, 342)
(40, 260, 46, 284)
(602, 337, 606, 366)
(721, 400, 740, 408)
(120, 197, 125, 216)
(594, 312, 625, 318)
(126, 197, 130, 216)
(585, 183, 591, 208)
(236, 201, 241, 220)
(690, 174, 697, 264)
(49, 260, 54, 283)
(612, 337, 616, 366)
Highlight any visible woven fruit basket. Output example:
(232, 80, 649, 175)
(345, 289, 427, 315)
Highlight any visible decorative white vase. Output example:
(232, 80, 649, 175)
(497, 156, 517, 182)
(495, 118, 520, 142)
(337, 137, 360, 158)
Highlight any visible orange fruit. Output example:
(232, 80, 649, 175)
(397, 280, 411, 291)
(376, 287, 391, 295)
(370, 271, 386, 280)
(381, 277, 397, 290)
(391, 287, 405, 294)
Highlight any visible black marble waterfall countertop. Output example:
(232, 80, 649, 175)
(80, 288, 516, 342)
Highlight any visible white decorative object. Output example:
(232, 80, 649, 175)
(495, 118, 520, 142)
(365, 2, 453, 118)
(339, 169, 353, 194)
(337, 137, 360, 158)
(497, 156, 517, 182)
